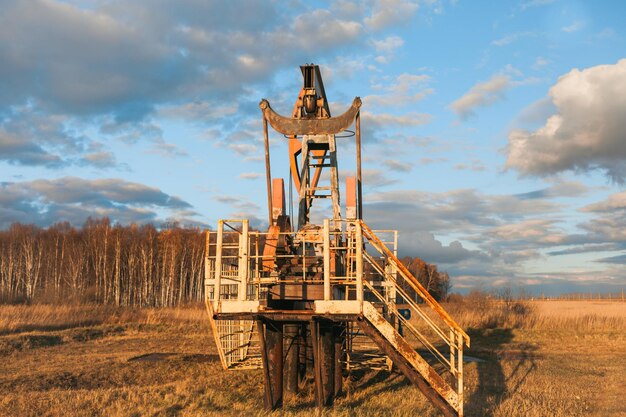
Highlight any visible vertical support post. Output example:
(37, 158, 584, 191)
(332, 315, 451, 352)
(263, 117, 273, 226)
(312, 319, 337, 408)
(323, 219, 331, 301)
(457, 330, 464, 417)
(393, 230, 398, 258)
(271, 178, 286, 222)
(355, 221, 363, 305)
(311, 320, 323, 407)
(299, 324, 308, 388)
(214, 220, 224, 309)
(257, 320, 271, 407)
(302, 232, 306, 282)
(345, 177, 357, 220)
(204, 230, 210, 292)
(238, 219, 249, 301)
(449, 329, 456, 389)
(237, 221, 250, 363)
(355, 111, 363, 220)
(319, 321, 336, 406)
(255, 232, 259, 295)
(328, 135, 341, 224)
(333, 324, 343, 398)
(259, 319, 283, 410)
(284, 324, 300, 394)
(298, 139, 310, 229)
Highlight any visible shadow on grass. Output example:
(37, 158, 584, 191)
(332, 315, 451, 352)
(0, 334, 64, 355)
(128, 352, 220, 363)
(280, 368, 410, 414)
(466, 328, 538, 417)
(0, 321, 106, 336)
(341, 369, 409, 409)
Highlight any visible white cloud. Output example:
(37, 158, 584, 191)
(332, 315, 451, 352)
(159, 101, 238, 121)
(582, 191, 626, 213)
(239, 172, 261, 180)
(291, 9, 363, 51)
(562, 21, 584, 33)
(487, 219, 560, 243)
(506, 59, 626, 182)
(450, 75, 510, 119)
(382, 159, 412, 172)
(577, 193, 626, 243)
(514, 180, 589, 200)
(520, 0, 554, 10)
(80, 150, 117, 168)
(371, 35, 404, 64)
(0, 177, 196, 228)
(228, 143, 258, 156)
(363, 111, 432, 127)
(365, 73, 432, 107)
(454, 160, 486, 172)
(361, 185, 626, 289)
(147, 138, 188, 158)
(533, 56, 550, 69)
(491, 31, 536, 46)
(371, 35, 404, 53)
(590, 28, 617, 41)
(365, 0, 419, 30)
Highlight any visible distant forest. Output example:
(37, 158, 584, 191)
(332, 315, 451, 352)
(0, 218, 450, 306)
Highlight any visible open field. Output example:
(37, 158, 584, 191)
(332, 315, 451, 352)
(1, 301, 625, 417)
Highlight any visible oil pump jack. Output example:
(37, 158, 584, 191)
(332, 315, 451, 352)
(205, 64, 470, 416)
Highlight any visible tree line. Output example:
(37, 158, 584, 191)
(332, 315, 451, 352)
(400, 256, 451, 301)
(0, 219, 205, 306)
(0, 219, 450, 305)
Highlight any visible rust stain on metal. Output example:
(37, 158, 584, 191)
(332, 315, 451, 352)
(259, 97, 361, 136)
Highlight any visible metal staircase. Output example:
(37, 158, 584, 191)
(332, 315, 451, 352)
(359, 302, 462, 416)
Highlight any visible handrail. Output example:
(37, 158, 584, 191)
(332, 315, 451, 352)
(364, 280, 452, 369)
(362, 251, 451, 344)
(359, 220, 470, 346)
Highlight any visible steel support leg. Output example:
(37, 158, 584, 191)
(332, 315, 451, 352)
(258, 319, 283, 409)
(299, 324, 309, 388)
(333, 323, 343, 398)
(312, 319, 341, 407)
(284, 324, 300, 394)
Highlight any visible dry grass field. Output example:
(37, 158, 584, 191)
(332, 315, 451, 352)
(0, 300, 624, 417)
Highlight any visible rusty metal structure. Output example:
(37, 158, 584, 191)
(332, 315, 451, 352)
(205, 64, 469, 416)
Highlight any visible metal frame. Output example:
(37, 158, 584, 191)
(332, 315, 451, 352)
(204, 64, 469, 417)
(205, 219, 469, 416)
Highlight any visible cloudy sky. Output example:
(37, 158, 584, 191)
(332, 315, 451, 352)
(1, 0, 625, 294)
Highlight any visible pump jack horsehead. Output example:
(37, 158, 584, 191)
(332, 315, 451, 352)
(204, 64, 470, 416)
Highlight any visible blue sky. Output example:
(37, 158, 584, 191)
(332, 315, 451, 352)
(1, 0, 625, 294)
